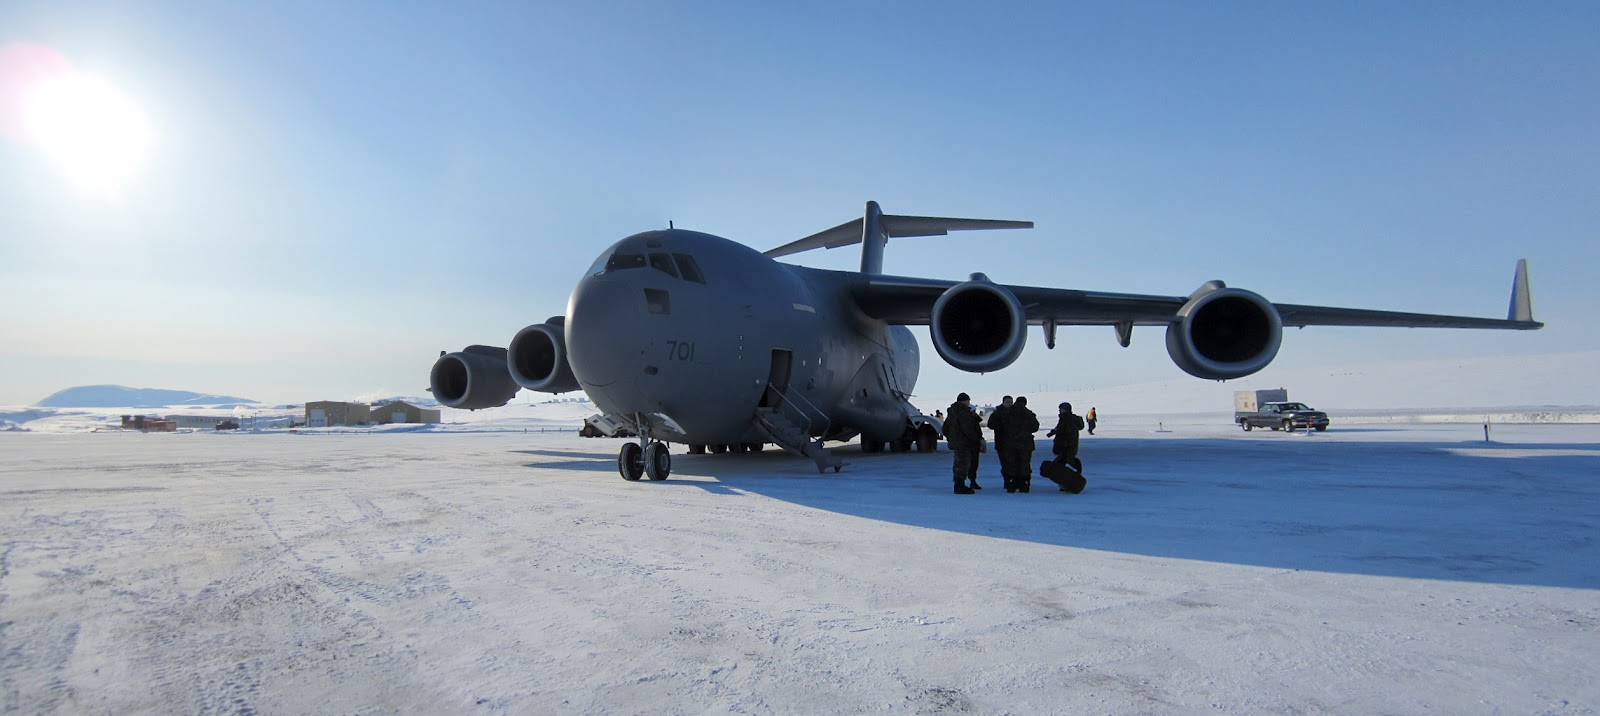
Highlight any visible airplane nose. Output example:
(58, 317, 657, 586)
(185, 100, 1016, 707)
(565, 275, 640, 387)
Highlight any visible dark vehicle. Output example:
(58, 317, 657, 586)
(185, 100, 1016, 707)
(1237, 402, 1329, 432)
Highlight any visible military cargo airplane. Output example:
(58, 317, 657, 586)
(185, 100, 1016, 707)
(430, 201, 1540, 480)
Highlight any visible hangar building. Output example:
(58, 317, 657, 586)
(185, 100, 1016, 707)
(371, 400, 441, 425)
(305, 401, 371, 427)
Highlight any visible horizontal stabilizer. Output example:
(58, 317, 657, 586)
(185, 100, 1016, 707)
(765, 213, 1031, 259)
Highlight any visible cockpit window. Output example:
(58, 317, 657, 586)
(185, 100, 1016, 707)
(588, 248, 705, 283)
(648, 253, 679, 278)
(605, 252, 647, 272)
(673, 253, 705, 284)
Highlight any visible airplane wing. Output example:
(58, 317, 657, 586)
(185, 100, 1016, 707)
(849, 259, 1542, 331)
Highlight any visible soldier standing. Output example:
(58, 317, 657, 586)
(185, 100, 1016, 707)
(1047, 402, 1086, 470)
(1086, 407, 1098, 435)
(985, 396, 1012, 491)
(1002, 396, 1041, 492)
(944, 393, 982, 495)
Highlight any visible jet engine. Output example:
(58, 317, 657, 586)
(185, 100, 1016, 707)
(507, 318, 581, 393)
(1164, 282, 1283, 380)
(930, 275, 1028, 373)
(429, 345, 520, 410)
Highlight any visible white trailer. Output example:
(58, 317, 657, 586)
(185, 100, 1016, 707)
(1234, 389, 1289, 414)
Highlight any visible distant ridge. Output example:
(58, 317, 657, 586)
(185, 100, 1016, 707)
(370, 395, 441, 408)
(35, 385, 259, 408)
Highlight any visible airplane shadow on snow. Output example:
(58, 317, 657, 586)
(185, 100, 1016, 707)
(513, 448, 619, 473)
(543, 429, 1600, 590)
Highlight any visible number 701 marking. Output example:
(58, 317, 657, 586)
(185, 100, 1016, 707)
(665, 340, 695, 361)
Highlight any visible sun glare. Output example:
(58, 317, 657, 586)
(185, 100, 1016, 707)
(21, 73, 152, 199)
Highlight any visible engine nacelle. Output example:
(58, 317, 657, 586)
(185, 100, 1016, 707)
(1164, 284, 1283, 380)
(930, 276, 1028, 373)
(429, 345, 520, 410)
(507, 318, 581, 393)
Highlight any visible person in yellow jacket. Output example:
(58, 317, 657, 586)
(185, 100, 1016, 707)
(1086, 407, 1098, 435)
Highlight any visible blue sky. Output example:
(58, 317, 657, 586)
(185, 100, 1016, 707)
(1, 1, 1595, 406)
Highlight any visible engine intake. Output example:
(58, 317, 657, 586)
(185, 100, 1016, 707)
(430, 345, 520, 410)
(507, 319, 581, 393)
(1164, 284, 1282, 380)
(930, 277, 1028, 373)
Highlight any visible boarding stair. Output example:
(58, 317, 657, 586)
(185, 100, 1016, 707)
(754, 408, 843, 474)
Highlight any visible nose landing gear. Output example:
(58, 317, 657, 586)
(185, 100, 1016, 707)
(617, 418, 672, 481)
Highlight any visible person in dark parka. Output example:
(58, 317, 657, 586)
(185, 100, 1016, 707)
(1046, 401, 1086, 469)
(1001, 396, 1041, 492)
(944, 393, 983, 494)
(985, 396, 1012, 491)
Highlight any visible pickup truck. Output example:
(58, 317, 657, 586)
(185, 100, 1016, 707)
(1236, 402, 1330, 432)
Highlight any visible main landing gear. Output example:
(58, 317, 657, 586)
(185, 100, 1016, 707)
(617, 427, 672, 481)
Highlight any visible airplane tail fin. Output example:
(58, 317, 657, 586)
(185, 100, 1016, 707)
(764, 201, 1032, 274)
(1509, 258, 1534, 322)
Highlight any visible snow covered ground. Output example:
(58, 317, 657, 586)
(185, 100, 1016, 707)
(2, 422, 1596, 714)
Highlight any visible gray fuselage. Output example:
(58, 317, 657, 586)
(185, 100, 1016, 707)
(565, 229, 920, 446)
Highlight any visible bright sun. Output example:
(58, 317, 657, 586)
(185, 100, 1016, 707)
(21, 73, 152, 198)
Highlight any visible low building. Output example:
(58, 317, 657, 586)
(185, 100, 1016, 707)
(167, 414, 236, 430)
(304, 401, 371, 427)
(119, 415, 176, 432)
(371, 400, 441, 425)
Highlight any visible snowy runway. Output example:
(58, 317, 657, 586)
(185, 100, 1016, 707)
(3, 424, 1597, 714)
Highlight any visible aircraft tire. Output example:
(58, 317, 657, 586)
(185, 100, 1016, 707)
(745, 442, 764, 452)
(891, 439, 912, 453)
(711, 444, 728, 454)
(916, 429, 938, 452)
(861, 440, 882, 454)
(618, 443, 645, 481)
(645, 442, 671, 480)
(688, 444, 706, 455)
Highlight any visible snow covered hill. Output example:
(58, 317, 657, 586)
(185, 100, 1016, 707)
(35, 385, 259, 408)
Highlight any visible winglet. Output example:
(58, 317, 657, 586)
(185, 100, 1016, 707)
(1509, 259, 1534, 323)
